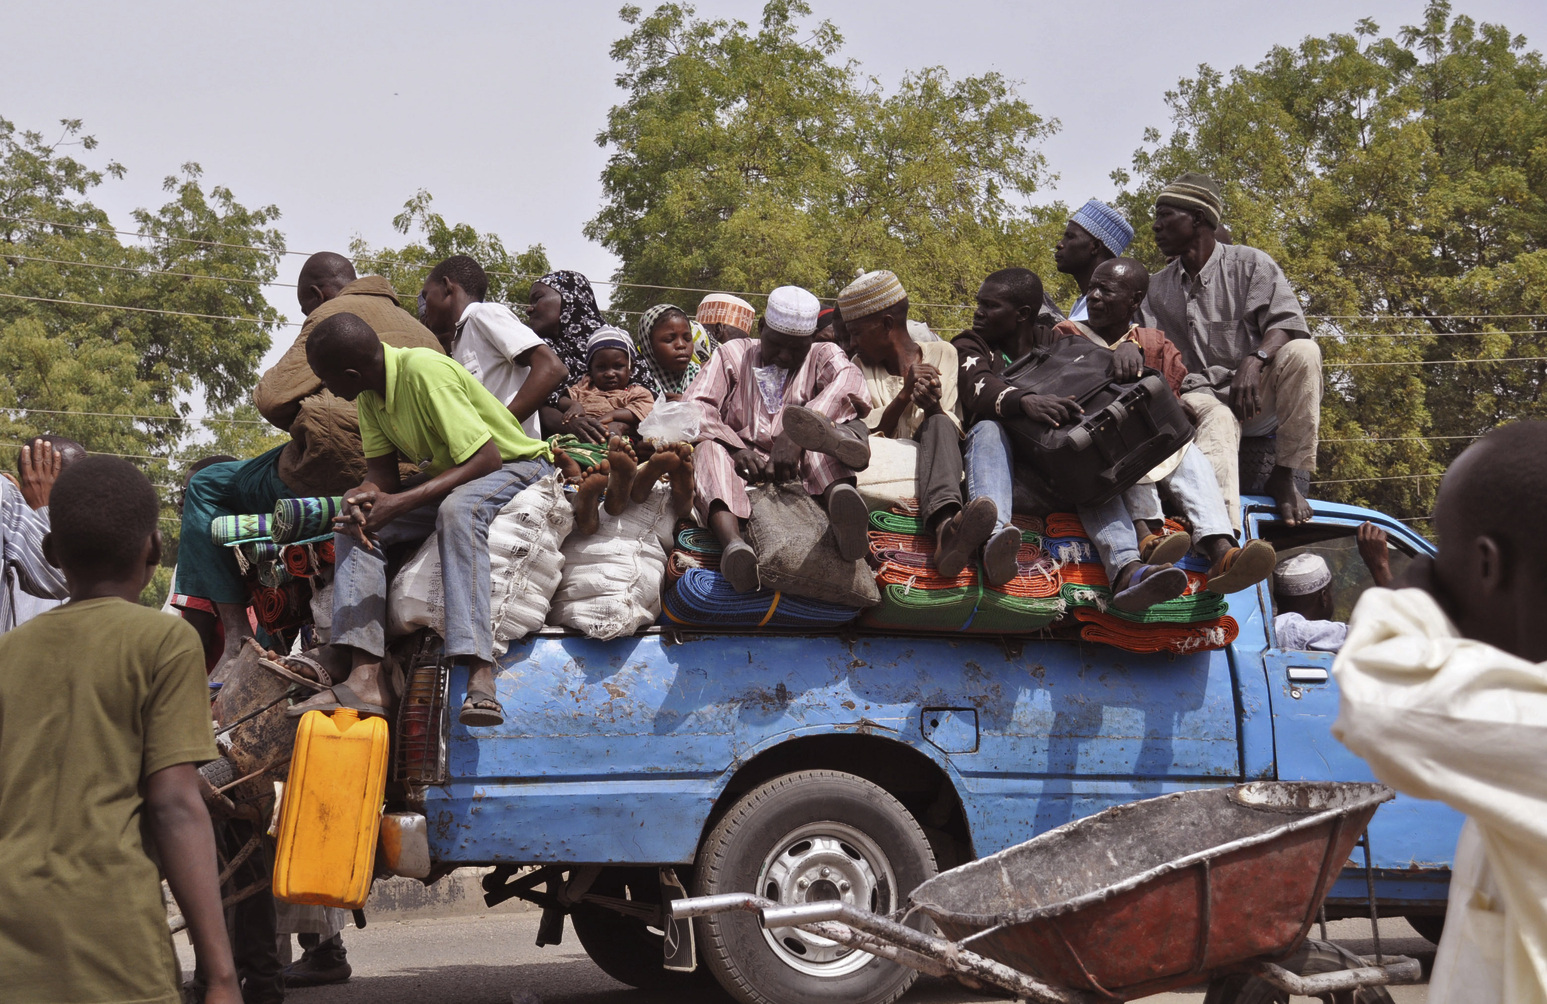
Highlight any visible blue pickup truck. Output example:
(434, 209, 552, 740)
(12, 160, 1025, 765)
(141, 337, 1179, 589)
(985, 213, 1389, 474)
(397, 495, 1459, 1004)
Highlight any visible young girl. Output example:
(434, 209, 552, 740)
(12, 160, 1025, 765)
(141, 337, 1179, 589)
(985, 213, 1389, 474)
(633, 303, 719, 400)
(554, 327, 654, 440)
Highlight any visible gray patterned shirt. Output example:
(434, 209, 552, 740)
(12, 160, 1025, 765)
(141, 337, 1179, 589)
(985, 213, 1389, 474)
(1140, 243, 1309, 382)
(1, 479, 68, 632)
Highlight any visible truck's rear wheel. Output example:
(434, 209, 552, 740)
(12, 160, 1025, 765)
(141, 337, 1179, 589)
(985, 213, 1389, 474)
(570, 867, 700, 992)
(694, 770, 937, 1004)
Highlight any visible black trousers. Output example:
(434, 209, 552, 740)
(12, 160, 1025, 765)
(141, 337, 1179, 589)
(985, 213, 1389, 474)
(915, 412, 965, 527)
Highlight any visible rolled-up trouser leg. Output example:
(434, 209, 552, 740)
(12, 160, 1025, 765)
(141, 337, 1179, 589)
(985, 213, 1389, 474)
(436, 459, 551, 662)
(964, 420, 1015, 534)
(1160, 445, 1235, 542)
(1183, 391, 1243, 532)
(915, 413, 965, 527)
(329, 506, 439, 659)
(1245, 337, 1322, 472)
(1079, 493, 1141, 584)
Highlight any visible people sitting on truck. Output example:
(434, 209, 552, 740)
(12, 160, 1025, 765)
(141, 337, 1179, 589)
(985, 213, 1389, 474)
(844, 269, 994, 578)
(1, 437, 82, 632)
(695, 292, 756, 343)
(419, 254, 569, 442)
(955, 267, 1068, 586)
(1142, 172, 1322, 529)
(1271, 523, 1393, 651)
(1332, 421, 1547, 1004)
(288, 312, 554, 728)
(632, 303, 719, 401)
(685, 284, 873, 593)
(530, 270, 650, 443)
(1054, 198, 1134, 322)
(1048, 258, 1275, 609)
(563, 329, 696, 535)
(185, 252, 444, 670)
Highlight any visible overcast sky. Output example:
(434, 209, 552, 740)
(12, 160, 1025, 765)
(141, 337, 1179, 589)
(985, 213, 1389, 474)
(4, 0, 1545, 377)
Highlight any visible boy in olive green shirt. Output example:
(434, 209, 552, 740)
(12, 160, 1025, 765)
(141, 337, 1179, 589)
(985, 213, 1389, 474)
(0, 457, 240, 1004)
(287, 312, 553, 728)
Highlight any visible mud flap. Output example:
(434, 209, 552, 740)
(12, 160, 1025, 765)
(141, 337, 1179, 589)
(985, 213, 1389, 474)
(660, 867, 695, 972)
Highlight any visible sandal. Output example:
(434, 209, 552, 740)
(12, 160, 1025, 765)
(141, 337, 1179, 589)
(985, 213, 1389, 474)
(935, 498, 998, 579)
(285, 681, 388, 719)
(1139, 531, 1192, 566)
(827, 483, 870, 562)
(982, 525, 1022, 587)
(258, 652, 331, 693)
(1112, 564, 1189, 613)
(721, 539, 760, 594)
(459, 688, 505, 727)
(783, 406, 872, 470)
(1205, 539, 1277, 594)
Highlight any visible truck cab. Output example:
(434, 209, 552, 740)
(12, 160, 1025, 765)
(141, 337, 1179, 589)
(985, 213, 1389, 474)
(404, 496, 1458, 1004)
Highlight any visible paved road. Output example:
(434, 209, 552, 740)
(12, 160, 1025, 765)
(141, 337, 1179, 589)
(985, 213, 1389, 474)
(179, 912, 1431, 1003)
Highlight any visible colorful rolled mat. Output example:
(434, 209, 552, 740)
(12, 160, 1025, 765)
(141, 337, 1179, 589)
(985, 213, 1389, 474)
(549, 434, 610, 472)
(869, 510, 924, 535)
(663, 568, 859, 629)
(675, 525, 723, 556)
(282, 544, 314, 578)
(1044, 513, 1088, 538)
(236, 539, 283, 566)
(666, 549, 720, 583)
(1061, 561, 1110, 586)
(1043, 536, 1098, 564)
(1074, 608, 1239, 654)
(877, 560, 976, 590)
(1058, 578, 1229, 624)
(251, 579, 310, 632)
(211, 513, 272, 546)
(1012, 514, 1046, 536)
(256, 560, 293, 590)
(860, 581, 1063, 634)
(316, 539, 335, 564)
(272, 496, 345, 545)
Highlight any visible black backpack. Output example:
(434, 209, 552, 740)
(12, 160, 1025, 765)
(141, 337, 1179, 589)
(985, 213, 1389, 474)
(1001, 336, 1194, 507)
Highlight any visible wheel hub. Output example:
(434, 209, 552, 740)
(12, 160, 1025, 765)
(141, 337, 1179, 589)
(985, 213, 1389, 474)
(757, 821, 897, 977)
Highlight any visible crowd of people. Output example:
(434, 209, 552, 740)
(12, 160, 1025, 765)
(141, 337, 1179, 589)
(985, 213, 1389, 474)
(1, 169, 1543, 1004)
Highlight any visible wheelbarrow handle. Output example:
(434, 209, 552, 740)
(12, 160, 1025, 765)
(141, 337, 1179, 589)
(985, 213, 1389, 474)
(1252, 955, 1423, 995)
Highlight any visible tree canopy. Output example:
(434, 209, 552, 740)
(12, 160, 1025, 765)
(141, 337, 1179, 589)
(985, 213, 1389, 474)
(584, 1, 1071, 329)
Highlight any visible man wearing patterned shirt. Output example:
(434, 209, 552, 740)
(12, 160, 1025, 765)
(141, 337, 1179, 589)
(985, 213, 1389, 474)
(0, 438, 81, 633)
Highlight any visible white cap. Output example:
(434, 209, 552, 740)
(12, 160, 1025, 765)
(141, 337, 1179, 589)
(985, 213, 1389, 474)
(763, 285, 821, 337)
(1274, 553, 1332, 596)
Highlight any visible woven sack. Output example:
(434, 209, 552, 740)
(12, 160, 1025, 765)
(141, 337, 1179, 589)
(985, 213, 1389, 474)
(745, 485, 880, 608)
(855, 437, 917, 511)
(548, 482, 676, 640)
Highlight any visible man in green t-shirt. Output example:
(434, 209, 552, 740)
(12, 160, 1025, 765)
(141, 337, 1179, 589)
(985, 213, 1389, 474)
(0, 456, 240, 1004)
(287, 312, 554, 728)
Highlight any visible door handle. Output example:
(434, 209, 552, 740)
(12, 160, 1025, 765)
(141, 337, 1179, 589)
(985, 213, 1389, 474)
(1287, 667, 1329, 684)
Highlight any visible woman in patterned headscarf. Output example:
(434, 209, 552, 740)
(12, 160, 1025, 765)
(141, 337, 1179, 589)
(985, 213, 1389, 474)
(633, 303, 720, 400)
(529, 270, 651, 441)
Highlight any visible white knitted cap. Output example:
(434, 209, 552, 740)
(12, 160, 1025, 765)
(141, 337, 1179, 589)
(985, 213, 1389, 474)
(763, 285, 821, 337)
(1274, 552, 1332, 596)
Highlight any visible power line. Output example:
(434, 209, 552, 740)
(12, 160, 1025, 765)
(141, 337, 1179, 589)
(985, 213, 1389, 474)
(0, 291, 292, 326)
(1324, 329, 1547, 338)
(1311, 473, 1442, 485)
(0, 406, 269, 425)
(2, 252, 287, 288)
(0, 439, 168, 462)
(1320, 434, 1482, 443)
(1326, 356, 1547, 368)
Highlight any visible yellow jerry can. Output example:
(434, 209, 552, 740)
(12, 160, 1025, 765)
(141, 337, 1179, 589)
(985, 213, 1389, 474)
(272, 707, 389, 908)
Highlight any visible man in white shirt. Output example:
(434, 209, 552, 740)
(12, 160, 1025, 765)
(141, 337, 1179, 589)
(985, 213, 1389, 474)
(420, 255, 569, 439)
(1272, 523, 1392, 651)
(1332, 421, 1547, 1003)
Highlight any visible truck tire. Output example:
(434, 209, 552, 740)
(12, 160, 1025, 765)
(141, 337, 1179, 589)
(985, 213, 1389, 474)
(570, 867, 701, 992)
(1406, 911, 1446, 945)
(1200, 939, 1397, 1003)
(1240, 437, 1310, 497)
(694, 770, 937, 1004)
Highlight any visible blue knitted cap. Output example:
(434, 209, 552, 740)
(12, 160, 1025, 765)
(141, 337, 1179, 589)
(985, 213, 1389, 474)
(1070, 199, 1135, 257)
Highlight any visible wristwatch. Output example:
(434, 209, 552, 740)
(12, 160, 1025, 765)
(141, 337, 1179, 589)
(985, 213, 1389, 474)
(1251, 348, 1272, 364)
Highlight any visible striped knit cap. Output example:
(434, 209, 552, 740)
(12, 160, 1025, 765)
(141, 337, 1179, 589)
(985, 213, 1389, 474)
(586, 325, 635, 364)
(1155, 172, 1223, 227)
(1070, 199, 1135, 257)
(838, 270, 907, 322)
(696, 293, 755, 332)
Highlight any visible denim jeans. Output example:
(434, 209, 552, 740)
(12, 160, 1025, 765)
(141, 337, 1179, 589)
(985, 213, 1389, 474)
(964, 420, 1014, 534)
(1083, 446, 1234, 580)
(331, 459, 551, 661)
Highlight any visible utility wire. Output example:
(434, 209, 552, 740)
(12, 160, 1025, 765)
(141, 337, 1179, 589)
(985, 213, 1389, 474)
(1, 252, 287, 287)
(0, 406, 270, 425)
(0, 291, 291, 326)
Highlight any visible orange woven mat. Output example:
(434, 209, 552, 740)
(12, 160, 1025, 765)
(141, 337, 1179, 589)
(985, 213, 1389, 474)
(1073, 608, 1240, 654)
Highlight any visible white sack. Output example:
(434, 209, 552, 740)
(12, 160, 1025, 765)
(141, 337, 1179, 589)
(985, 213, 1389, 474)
(387, 474, 572, 655)
(856, 436, 917, 511)
(548, 482, 675, 641)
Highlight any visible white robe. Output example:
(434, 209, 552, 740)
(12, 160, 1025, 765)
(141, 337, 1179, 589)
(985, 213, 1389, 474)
(1332, 587, 1547, 1004)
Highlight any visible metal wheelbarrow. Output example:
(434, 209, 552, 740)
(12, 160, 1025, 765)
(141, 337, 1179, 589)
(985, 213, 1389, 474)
(671, 781, 1422, 1002)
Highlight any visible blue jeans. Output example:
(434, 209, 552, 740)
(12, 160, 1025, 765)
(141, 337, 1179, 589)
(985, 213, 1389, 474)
(331, 459, 551, 661)
(964, 420, 1015, 534)
(1081, 446, 1234, 581)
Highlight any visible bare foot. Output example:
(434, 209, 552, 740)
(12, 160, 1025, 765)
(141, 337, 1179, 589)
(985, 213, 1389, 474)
(553, 446, 583, 483)
(630, 443, 683, 503)
(1265, 465, 1312, 526)
(666, 442, 695, 517)
(605, 436, 637, 516)
(572, 466, 608, 535)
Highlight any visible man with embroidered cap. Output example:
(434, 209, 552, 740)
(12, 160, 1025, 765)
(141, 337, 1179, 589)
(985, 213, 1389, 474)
(685, 285, 873, 592)
(1142, 172, 1323, 529)
(1055, 198, 1135, 322)
(822, 270, 994, 578)
(1272, 522, 1393, 651)
(697, 292, 756, 342)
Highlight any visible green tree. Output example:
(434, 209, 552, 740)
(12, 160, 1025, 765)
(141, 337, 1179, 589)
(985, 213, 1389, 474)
(586, 1, 1068, 332)
(350, 190, 550, 312)
(1115, 1, 1547, 518)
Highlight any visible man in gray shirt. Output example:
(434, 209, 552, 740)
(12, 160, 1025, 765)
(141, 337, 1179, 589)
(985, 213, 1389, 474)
(1141, 173, 1321, 528)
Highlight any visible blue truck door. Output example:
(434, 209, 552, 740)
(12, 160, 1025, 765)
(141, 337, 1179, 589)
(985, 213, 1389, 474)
(1250, 508, 1462, 897)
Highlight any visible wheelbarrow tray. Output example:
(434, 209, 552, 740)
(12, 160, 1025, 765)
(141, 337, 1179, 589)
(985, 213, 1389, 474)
(908, 781, 1393, 999)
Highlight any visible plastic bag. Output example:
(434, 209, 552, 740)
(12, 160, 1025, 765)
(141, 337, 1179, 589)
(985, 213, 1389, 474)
(637, 395, 700, 443)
